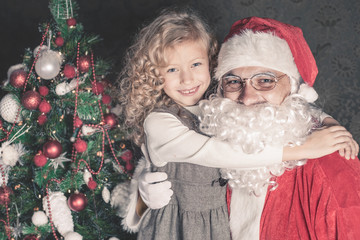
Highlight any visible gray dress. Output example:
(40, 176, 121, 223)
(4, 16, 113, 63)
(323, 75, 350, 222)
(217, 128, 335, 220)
(137, 105, 231, 240)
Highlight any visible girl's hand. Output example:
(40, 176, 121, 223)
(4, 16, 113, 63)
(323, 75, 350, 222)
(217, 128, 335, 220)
(321, 117, 359, 159)
(283, 126, 358, 161)
(303, 126, 358, 160)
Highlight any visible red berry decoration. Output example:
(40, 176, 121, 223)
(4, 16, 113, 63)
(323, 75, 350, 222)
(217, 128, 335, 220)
(55, 36, 64, 47)
(66, 18, 77, 27)
(0, 186, 13, 206)
(33, 151, 47, 167)
(101, 94, 111, 105)
(74, 116, 83, 128)
(23, 235, 39, 240)
(38, 114, 47, 125)
(38, 100, 51, 113)
(63, 64, 76, 79)
(78, 55, 91, 73)
(74, 138, 87, 153)
(43, 140, 62, 159)
(10, 69, 27, 88)
(38, 86, 49, 96)
(88, 178, 97, 190)
(22, 90, 41, 110)
(104, 113, 118, 129)
(68, 191, 87, 212)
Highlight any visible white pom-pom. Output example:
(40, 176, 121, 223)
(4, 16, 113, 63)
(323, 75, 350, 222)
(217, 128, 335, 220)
(83, 170, 92, 185)
(0, 94, 22, 123)
(102, 186, 111, 203)
(110, 182, 131, 217)
(1, 142, 25, 167)
(43, 191, 74, 237)
(64, 231, 83, 240)
(109, 237, 120, 240)
(297, 83, 318, 103)
(32, 211, 48, 226)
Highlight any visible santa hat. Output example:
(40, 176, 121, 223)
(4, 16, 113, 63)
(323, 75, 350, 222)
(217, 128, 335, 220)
(216, 17, 318, 102)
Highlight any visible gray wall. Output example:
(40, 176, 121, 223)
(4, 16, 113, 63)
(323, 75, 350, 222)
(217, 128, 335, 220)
(1, 0, 359, 149)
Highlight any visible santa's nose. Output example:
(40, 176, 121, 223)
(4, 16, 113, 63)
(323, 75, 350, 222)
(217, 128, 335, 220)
(238, 83, 263, 106)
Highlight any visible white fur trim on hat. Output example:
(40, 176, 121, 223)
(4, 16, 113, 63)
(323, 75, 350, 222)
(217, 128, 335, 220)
(215, 30, 301, 89)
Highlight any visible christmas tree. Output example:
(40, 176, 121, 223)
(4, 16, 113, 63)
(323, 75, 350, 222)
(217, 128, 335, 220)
(0, 0, 136, 239)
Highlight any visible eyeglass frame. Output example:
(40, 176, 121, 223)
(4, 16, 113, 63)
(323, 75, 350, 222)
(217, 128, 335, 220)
(220, 72, 287, 93)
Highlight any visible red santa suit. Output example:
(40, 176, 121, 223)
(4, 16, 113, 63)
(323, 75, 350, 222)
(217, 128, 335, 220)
(260, 152, 360, 240)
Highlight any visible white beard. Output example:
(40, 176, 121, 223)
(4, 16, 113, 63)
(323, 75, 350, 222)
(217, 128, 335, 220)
(199, 94, 323, 240)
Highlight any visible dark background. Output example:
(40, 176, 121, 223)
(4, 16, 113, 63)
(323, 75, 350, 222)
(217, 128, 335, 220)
(1, 0, 359, 146)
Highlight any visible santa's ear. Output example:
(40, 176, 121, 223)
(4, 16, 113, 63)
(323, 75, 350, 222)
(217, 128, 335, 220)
(297, 83, 318, 103)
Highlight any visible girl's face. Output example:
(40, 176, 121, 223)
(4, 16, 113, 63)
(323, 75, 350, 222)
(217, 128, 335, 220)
(160, 40, 210, 107)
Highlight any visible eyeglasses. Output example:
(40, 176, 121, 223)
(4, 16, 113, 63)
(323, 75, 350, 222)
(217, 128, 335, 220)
(221, 72, 287, 93)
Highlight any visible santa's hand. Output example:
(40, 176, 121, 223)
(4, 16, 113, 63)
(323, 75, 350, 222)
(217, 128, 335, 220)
(138, 169, 173, 209)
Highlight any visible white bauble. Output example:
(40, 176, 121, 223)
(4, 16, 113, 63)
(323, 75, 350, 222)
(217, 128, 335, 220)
(0, 94, 22, 123)
(35, 50, 62, 80)
(32, 211, 48, 226)
(109, 237, 120, 240)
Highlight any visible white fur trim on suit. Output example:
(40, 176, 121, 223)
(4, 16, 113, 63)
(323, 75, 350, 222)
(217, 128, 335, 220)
(230, 188, 267, 240)
(215, 30, 301, 88)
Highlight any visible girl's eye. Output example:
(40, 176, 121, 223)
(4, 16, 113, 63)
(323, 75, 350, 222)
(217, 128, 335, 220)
(167, 68, 177, 73)
(192, 62, 202, 68)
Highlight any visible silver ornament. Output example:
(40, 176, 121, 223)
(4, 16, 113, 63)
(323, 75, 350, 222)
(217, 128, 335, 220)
(35, 50, 62, 80)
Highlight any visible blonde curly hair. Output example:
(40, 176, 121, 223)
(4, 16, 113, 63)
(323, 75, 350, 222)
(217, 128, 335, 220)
(117, 8, 218, 146)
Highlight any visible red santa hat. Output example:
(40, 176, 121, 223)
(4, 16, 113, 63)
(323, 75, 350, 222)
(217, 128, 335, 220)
(216, 17, 318, 102)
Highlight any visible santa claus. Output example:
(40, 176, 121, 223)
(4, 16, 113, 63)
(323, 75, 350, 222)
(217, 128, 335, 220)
(202, 16, 360, 240)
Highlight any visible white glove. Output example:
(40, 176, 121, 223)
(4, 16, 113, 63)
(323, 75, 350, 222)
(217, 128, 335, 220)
(138, 168, 173, 209)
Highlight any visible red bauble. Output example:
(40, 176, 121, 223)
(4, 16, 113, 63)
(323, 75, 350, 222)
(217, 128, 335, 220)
(23, 235, 39, 240)
(121, 149, 133, 162)
(101, 94, 111, 105)
(33, 151, 47, 167)
(0, 186, 13, 205)
(63, 64, 76, 79)
(22, 90, 41, 110)
(88, 178, 97, 190)
(92, 82, 104, 95)
(74, 116, 83, 128)
(55, 36, 64, 47)
(43, 140, 62, 159)
(74, 138, 87, 153)
(67, 18, 77, 27)
(38, 114, 47, 125)
(68, 192, 87, 212)
(38, 100, 51, 113)
(126, 162, 134, 171)
(10, 69, 27, 88)
(38, 86, 49, 96)
(78, 56, 91, 73)
(104, 113, 118, 129)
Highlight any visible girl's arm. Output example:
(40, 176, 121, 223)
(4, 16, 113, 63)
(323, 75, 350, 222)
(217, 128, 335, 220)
(144, 112, 354, 168)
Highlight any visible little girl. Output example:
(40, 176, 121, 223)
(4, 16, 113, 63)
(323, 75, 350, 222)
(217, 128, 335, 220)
(118, 8, 352, 240)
